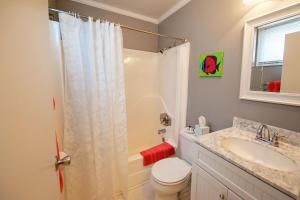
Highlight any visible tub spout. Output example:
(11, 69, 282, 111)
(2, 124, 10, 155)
(158, 128, 166, 135)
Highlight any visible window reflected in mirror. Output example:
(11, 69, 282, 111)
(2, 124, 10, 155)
(250, 15, 300, 94)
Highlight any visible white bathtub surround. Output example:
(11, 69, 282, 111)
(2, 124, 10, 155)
(59, 13, 128, 200)
(124, 45, 190, 200)
(195, 127, 300, 199)
(124, 49, 164, 155)
(124, 44, 190, 155)
(159, 43, 190, 147)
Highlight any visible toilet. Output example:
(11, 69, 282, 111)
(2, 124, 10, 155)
(150, 157, 192, 200)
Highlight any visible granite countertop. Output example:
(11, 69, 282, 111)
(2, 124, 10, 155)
(195, 127, 300, 199)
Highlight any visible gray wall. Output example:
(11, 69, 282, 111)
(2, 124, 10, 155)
(54, 0, 158, 52)
(159, 0, 300, 132)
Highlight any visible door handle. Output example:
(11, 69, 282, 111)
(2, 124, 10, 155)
(55, 154, 71, 171)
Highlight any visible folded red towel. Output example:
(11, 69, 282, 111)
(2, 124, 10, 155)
(140, 142, 175, 166)
(268, 81, 281, 92)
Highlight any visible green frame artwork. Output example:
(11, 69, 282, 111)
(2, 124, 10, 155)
(199, 52, 224, 77)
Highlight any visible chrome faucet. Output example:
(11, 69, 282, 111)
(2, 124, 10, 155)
(158, 128, 166, 135)
(158, 128, 167, 142)
(256, 124, 270, 142)
(256, 124, 282, 147)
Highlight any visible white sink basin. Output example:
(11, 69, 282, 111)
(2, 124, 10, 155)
(221, 137, 298, 171)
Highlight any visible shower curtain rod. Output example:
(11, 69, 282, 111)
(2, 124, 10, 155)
(49, 8, 187, 43)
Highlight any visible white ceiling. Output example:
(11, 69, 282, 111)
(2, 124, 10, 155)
(71, 0, 191, 24)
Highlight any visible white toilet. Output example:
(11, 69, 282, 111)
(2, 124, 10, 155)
(150, 157, 192, 200)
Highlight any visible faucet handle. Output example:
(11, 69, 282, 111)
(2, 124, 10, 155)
(160, 113, 172, 126)
(271, 130, 286, 147)
(271, 133, 279, 147)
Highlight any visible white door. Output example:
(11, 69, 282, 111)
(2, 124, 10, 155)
(228, 190, 243, 200)
(191, 164, 228, 200)
(0, 0, 63, 199)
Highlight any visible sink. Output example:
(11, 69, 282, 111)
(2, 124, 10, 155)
(221, 137, 298, 171)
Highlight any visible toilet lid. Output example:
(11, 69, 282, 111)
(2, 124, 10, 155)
(151, 157, 191, 184)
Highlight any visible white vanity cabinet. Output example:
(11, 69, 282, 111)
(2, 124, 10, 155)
(191, 145, 295, 200)
(229, 191, 243, 200)
(192, 164, 242, 200)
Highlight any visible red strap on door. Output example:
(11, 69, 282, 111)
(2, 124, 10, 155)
(56, 133, 63, 193)
(58, 169, 63, 193)
(52, 97, 56, 110)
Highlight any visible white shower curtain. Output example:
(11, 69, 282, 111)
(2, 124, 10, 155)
(58, 13, 128, 200)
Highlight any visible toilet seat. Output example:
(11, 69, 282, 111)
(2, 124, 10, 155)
(151, 157, 191, 185)
(152, 172, 191, 186)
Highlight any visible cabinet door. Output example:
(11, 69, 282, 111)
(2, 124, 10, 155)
(191, 164, 227, 200)
(228, 190, 243, 200)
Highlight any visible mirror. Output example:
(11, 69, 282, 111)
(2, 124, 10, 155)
(250, 15, 300, 94)
(240, 3, 300, 106)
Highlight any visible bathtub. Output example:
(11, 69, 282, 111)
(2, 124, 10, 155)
(124, 48, 166, 190)
(124, 48, 181, 198)
(128, 140, 177, 190)
(127, 142, 191, 200)
(128, 152, 152, 189)
(127, 147, 158, 200)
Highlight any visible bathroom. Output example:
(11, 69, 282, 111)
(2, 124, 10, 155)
(1, 0, 300, 200)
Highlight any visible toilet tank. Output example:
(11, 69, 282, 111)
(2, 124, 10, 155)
(176, 132, 199, 165)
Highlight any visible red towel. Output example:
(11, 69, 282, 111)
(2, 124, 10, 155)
(140, 142, 175, 166)
(268, 81, 281, 92)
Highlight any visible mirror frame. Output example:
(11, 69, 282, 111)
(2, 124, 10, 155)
(240, 2, 300, 106)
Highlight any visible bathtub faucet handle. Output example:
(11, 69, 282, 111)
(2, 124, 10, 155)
(160, 113, 172, 126)
(158, 129, 167, 142)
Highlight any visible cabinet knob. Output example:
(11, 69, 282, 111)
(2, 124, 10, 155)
(219, 194, 225, 200)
